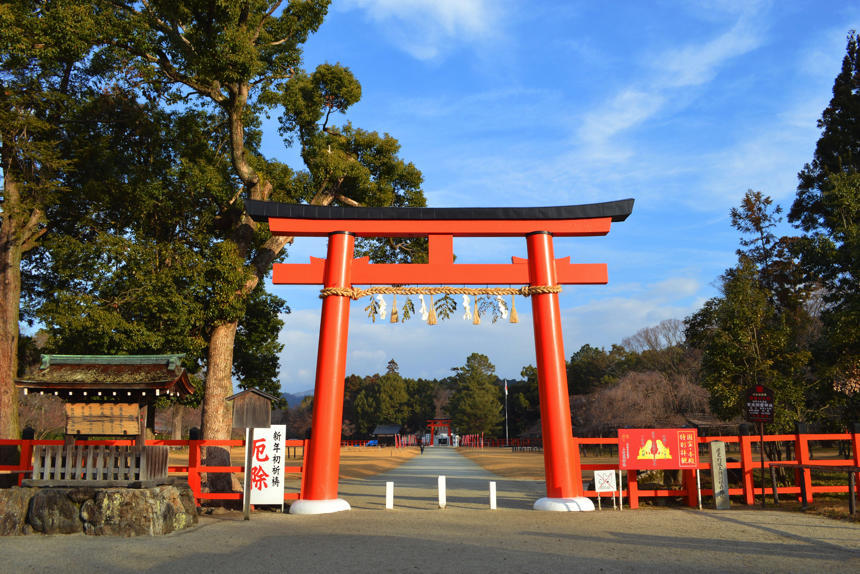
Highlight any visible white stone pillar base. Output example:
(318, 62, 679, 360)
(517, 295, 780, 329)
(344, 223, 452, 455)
(534, 497, 595, 512)
(288, 498, 351, 515)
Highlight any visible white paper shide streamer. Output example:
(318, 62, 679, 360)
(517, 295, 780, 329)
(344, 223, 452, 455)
(418, 294, 429, 321)
(376, 294, 387, 320)
(462, 295, 472, 321)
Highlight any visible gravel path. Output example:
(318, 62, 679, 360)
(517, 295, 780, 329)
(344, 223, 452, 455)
(3, 447, 858, 573)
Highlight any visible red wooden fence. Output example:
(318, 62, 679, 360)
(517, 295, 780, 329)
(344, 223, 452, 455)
(4, 431, 858, 510)
(574, 429, 860, 509)
(0, 438, 307, 506)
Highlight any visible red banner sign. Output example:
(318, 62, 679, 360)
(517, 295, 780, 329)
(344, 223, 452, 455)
(618, 428, 699, 470)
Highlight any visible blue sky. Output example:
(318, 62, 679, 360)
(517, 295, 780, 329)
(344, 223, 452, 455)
(262, 1, 859, 394)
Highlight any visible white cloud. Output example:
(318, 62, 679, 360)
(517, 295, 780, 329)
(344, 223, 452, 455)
(340, 0, 504, 60)
(578, 90, 665, 159)
(655, 15, 764, 88)
(575, 6, 766, 163)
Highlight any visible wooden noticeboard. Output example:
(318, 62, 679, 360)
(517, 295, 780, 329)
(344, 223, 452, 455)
(65, 403, 140, 436)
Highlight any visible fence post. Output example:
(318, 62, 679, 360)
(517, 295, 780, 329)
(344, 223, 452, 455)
(300, 439, 310, 500)
(187, 430, 202, 506)
(739, 424, 755, 505)
(684, 467, 698, 508)
(17, 427, 35, 487)
(795, 422, 812, 505)
(626, 470, 639, 509)
(851, 423, 860, 508)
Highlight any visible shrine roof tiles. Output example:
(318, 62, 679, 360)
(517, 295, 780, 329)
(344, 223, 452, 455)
(15, 354, 194, 395)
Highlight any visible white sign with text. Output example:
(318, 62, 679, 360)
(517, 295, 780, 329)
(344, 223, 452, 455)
(248, 425, 286, 505)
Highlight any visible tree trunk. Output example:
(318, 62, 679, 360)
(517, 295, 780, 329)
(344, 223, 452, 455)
(0, 202, 22, 440)
(201, 320, 238, 440)
(171, 404, 184, 440)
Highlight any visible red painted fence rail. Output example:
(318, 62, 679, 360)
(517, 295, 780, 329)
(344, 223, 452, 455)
(572, 430, 860, 509)
(0, 438, 308, 506)
(4, 431, 858, 510)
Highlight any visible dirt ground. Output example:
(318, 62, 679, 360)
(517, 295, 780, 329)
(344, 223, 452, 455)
(459, 447, 859, 522)
(168, 445, 857, 521)
(167, 445, 419, 480)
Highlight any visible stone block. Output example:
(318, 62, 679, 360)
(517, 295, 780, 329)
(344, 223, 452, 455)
(28, 489, 83, 534)
(0, 487, 36, 535)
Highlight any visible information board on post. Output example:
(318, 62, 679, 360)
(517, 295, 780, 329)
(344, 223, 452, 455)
(618, 428, 699, 470)
(248, 424, 286, 505)
(745, 385, 775, 423)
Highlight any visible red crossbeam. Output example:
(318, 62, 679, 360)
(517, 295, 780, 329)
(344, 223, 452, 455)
(272, 257, 607, 285)
(267, 217, 612, 238)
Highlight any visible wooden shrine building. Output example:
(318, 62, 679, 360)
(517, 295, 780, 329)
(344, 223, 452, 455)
(16, 354, 195, 439)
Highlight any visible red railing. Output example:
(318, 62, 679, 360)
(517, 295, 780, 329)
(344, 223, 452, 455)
(574, 429, 860, 509)
(4, 431, 858, 510)
(0, 438, 307, 506)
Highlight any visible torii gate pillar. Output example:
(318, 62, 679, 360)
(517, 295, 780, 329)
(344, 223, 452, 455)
(527, 232, 590, 510)
(288, 232, 354, 515)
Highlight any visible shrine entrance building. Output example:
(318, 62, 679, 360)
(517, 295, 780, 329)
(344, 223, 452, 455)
(247, 199, 634, 514)
(426, 418, 452, 446)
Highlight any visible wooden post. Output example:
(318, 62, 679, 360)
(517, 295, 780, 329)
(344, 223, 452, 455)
(684, 468, 698, 508)
(852, 422, 860, 510)
(795, 423, 812, 505)
(18, 436, 33, 487)
(188, 439, 202, 505)
(760, 422, 766, 508)
(771, 466, 780, 505)
(626, 469, 639, 509)
(849, 472, 856, 518)
(739, 425, 755, 505)
(243, 427, 254, 520)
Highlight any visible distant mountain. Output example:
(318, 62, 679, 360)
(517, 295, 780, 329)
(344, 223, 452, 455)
(281, 389, 314, 408)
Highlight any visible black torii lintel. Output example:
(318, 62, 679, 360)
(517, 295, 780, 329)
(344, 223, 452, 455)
(245, 198, 635, 223)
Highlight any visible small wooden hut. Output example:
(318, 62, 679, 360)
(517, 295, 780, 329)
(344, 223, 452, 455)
(16, 354, 195, 440)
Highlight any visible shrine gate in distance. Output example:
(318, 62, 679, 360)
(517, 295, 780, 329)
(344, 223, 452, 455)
(246, 199, 634, 514)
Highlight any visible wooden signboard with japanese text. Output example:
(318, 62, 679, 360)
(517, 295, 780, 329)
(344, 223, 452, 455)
(618, 428, 699, 470)
(65, 403, 140, 436)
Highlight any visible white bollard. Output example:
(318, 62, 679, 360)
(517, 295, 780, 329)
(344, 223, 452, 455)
(489, 481, 497, 510)
(385, 481, 394, 510)
(438, 475, 447, 508)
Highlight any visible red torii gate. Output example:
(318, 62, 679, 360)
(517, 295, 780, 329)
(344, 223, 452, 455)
(426, 418, 452, 446)
(247, 199, 634, 514)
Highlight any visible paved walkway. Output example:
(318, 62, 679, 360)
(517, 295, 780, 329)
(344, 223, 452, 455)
(338, 446, 544, 510)
(2, 447, 859, 573)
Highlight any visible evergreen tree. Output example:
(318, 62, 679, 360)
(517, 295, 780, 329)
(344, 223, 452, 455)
(447, 353, 503, 435)
(0, 2, 113, 438)
(110, 1, 426, 439)
(685, 257, 813, 431)
(788, 32, 859, 414)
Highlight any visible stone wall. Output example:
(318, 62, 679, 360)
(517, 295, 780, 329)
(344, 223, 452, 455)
(0, 483, 198, 536)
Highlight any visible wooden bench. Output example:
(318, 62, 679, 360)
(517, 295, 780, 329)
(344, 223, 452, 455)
(22, 444, 170, 488)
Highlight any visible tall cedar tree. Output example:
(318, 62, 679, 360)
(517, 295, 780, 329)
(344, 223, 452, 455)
(789, 31, 859, 401)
